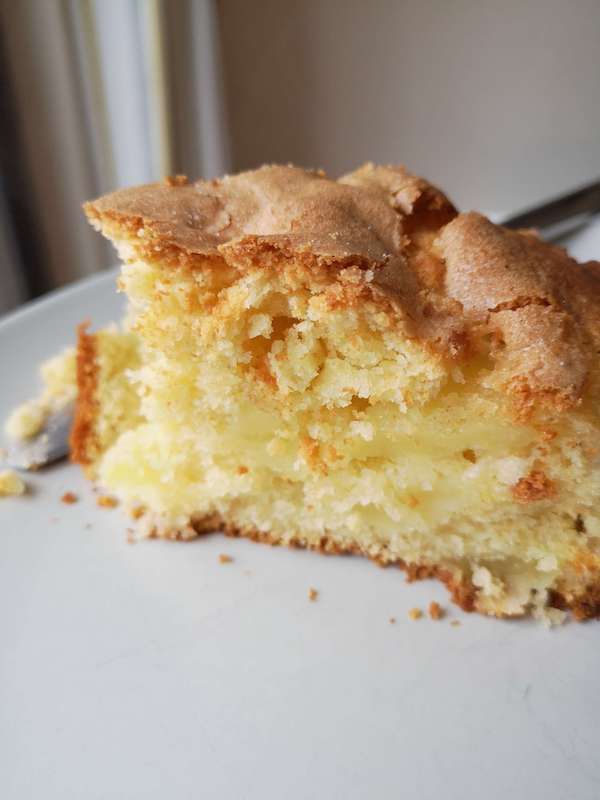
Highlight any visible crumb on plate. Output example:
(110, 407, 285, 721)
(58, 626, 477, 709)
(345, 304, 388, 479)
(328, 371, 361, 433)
(428, 601, 444, 620)
(408, 607, 422, 620)
(5, 400, 48, 440)
(0, 469, 26, 497)
(61, 491, 78, 504)
(97, 495, 118, 508)
(389, 616, 396, 624)
(218, 553, 233, 564)
(308, 587, 319, 601)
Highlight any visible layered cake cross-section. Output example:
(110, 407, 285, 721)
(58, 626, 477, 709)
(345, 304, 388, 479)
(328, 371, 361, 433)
(72, 163, 600, 619)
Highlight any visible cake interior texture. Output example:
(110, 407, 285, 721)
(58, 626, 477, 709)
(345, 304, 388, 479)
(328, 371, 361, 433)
(72, 163, 600, 620)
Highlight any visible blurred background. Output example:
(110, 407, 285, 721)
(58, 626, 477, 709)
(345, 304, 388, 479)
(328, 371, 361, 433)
(1, 0, 600, 314)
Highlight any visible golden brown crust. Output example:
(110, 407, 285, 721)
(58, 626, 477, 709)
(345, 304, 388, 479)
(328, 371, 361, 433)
(437, 213, 596, 412)
(169, 512, 600, 619)
(84, 163, 600, 417)
(84, 164, 455, 266)
(146, 509, 477, 612)
(186, 515, 478, 614)
(70, 323, 100, 468)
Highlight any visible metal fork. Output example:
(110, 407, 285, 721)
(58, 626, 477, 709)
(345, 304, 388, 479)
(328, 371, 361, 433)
(501, 179, 600, 241)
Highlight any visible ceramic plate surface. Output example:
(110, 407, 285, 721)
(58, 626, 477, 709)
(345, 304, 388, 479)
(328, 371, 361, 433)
(1, 271, 599, 800)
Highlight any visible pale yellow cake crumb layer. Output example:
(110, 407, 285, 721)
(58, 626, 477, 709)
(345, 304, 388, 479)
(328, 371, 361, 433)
(89, 256, 600, 616)
(93, 327, 143, 456)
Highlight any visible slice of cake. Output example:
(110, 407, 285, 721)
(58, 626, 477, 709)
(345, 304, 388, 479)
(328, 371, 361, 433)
(77, 163, 600, 620)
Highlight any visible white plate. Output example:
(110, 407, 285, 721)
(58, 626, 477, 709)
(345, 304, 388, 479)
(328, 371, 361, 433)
(1, 271, 599, 800)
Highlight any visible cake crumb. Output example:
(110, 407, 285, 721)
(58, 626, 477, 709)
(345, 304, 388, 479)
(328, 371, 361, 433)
(428, 601, 444, 620)
(450, 620, 461, 627)
(237, 466, 249, 475)
(126, 528, 136, 544)
(61, 491, 78, 504)
(5, 400, 47, 440)
(97, 495, 118, 508)
(389, 616, 396, 624)
(130, 506, 145, 520)
(218, 553, 233, 564)
(408, 607, 422, 620)
(0, 469, 26, 497)
(308, 587, 319, 601)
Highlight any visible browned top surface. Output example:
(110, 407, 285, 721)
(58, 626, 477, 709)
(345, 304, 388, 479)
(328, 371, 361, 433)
(85, 164, 452, 260)
(84, 163, 600, 414)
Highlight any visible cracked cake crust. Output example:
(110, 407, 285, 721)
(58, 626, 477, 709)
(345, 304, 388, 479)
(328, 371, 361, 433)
(84, 163, 600, 417)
